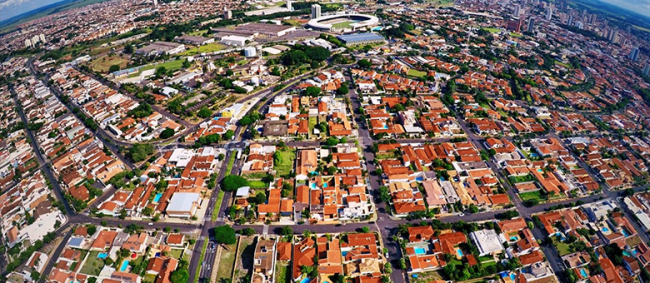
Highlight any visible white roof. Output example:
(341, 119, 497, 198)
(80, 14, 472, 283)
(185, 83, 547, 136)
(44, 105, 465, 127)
(470, 230, 505, 256)
(167, 193, 200, 212)
(236, 186, 251, 197)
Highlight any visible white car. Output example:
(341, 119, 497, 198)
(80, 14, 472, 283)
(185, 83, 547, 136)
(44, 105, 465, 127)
(458, 213, 465, 217)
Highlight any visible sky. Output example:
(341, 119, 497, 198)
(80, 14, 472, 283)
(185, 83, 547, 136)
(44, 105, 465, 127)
(0, 0, 66, 23)
(598, 0, 650, 17)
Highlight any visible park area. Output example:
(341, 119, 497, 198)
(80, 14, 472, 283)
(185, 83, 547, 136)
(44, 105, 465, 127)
(179, 42, 227, 56)
(90, 54, 129, 73)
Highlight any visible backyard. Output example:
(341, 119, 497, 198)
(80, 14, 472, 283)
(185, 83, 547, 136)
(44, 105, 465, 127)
(275, 262, 290, 283)
(80, 250, 105, 276)
(551, 236, 572, 256)
(275, 149, 296, 177)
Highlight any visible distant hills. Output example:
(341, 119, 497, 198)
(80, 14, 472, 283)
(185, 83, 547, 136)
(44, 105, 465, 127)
(0, 0, 110, 32)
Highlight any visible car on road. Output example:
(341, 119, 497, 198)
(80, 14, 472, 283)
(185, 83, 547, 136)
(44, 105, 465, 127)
(458, 213, 465, 217)
(148, 223, 153, 226)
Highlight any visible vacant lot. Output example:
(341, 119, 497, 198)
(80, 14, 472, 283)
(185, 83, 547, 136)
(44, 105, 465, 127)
(519, 191, 543, 201)
(80, 250, 105, 276)
(408, 69, 427, 78)
(180, 42, 227, 56)
(90, 55, 129, 73)
(274, 149, 296, 177)
(216, 243, 237, 281)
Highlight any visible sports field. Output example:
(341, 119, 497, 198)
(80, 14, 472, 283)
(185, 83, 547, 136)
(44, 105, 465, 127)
(332, 21, 356, 29)
(90, 55, 128, 72)
(179, 42, 227, 56)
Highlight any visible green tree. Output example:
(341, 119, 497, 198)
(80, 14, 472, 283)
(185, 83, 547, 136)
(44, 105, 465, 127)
(305, 86, 321, 97)
(336, 84, 349, 95)
(170, 268, 189, 283)
(197, 106, 213, 118)
(358, 59, 372, 69)
(214, 225, 237, 244)
(108, 65, 120, 73)
(222, 175, 249, 191)
(160, 127, 175, 139)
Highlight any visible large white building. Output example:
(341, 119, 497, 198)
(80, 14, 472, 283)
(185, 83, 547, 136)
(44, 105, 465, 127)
(470, 230, 505, 256)
(311, 4, 321, 19)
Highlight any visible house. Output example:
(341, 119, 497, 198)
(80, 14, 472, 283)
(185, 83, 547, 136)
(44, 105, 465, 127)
(469, 230, 505, 256)
(123, 232, 149, 254)
(253, 237, 277, 283)
(293, 237, 316, 281)
(91, 230, 118, 251)
(408, 226, 435, 243)
(146, 256, 179, 283)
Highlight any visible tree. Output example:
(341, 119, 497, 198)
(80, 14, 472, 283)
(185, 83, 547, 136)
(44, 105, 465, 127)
(160, 127, 175, 139)
(224, 129, 235, 140)
(280, 226, 293, 236)
(327, 166, 337, 175)
(182, 59, 191, 68)
(87, 224, 97, 236)
(326, 137, 339, 146)
(170, 268, 190, 283)
(358, 59, 372, 69)
(214, 225, 237, 245)
(197, 106, 213, 118)
(222, 175, 249, 192)
(127, 144, 154, 162)
(156, 66, 167, 77)
(109, 65, 120, 73)
(305, 86, 321, 97)
(31, 271, 40, 281)
(336, 84, 349, 95)
(378, 186, 391, 203)
(239, 228, 256, 236)
(361, 226, 370, 233)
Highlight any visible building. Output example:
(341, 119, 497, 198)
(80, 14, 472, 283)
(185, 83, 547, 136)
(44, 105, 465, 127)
(153, 0, 157, 6)
(527, 18, 535, 33)
(307, 14, 379, 31)
(175, 35, 215, 45)
(252, 237, 278, 283)
(630, 47, 640, 61)
(244, 47, 257, 57)
(311, 4, 321, 19)
(220, 35, 251, 46)
(469, 230, 505, 256)
(165, 192, 200, 217)
(567, 14, 574, 26)
(136, 41, 186, 56)
(506, 19, 522, 32)
(513, 4, 521, 17)
(224, 8, 232, 19)
(545, 5, 553, 21)
(643, 62, 650, 77)
(286, 0, 292, 11)
(336, 33, 385, 46)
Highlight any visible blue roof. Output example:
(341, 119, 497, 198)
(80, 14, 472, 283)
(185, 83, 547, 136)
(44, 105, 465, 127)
(68, 237, 83, 247)
(336, 33, 384, 43)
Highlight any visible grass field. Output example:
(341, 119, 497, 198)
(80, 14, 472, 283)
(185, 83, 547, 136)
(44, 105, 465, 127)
(188, 29, 208, 36)
(551, 237, 572, 256)
(249, 180, 269, 189)
(274, 149, 296, 177)
(484, 27, 502, 33)
(332, 21, 356, 29)
(554, 60, 572, 68)
(136, 59, 185, 76)
(179, 42, 227, 56)
(407, 69, 427, 78)
(169, 248, 184, 260)
(509, 32, 523, 38)
(275, 262, 290, 283)
(519, 191, 543, 201)
(216, 243, 238, 281)
(211, 190, 225, 221)
(90, 55, 128, 73)
(225, 153, 236, 176)
(80, 250, 105, 276)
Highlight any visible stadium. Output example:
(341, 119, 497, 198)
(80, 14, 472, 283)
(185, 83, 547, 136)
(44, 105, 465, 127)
(307, 14, 380, 32)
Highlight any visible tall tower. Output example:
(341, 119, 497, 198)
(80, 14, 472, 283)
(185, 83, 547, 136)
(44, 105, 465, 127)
(630, 47, 640, 62)
(311, 4, 321, 19)
(286, 0, 292, 11)
(567, 14, 574, 26)
(153, 0, 157, 6)
(527, 18, 535, 33)
(643, 62, 650, 77)
(545, 4, 553, 21)
(224, 8, 232, 19)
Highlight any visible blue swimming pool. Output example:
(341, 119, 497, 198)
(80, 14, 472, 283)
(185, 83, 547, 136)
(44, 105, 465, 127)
(97, 253, 108, 259)
(414, 247, 426, 255)
(580, 269, 588, 278)
(342, 251, 348, 256)
(456, 249, 463, 257)
(623, 251, 632, 257)
(416, 176, 424, 181)
(310, 183, 317, 189)
(510, 273, 516, 281)
(602, 227, 610, 233)
(323, 183, 328, 188)
(120, 260, 130, 272)
(621, 228, 631, 237)
(530, 153, 539, 158)
(300, 278, 310, 283)
(510, 236, 518, 241)
(153, 193, 163, 203)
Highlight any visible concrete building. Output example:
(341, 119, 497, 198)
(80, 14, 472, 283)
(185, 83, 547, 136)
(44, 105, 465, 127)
(311, 4, 321, 19)
(166, 193, 200, 218)
(336, 33, 385, 46)
(136, 41, 186, 56)
(630, 47, 640, 61)
(244, 46, 257, 57)
(224, 8, 232, 19)
(286, 0, 292, 11)
(527, 18, 535, 33)
(220, 35, 251, 46)
(643, 62, 650, 77)
(545, 5, 553, 21)
(469, 230, 505, 256)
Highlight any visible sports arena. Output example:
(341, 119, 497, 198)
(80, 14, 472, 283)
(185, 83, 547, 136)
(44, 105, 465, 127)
(307, 14, 379, 32)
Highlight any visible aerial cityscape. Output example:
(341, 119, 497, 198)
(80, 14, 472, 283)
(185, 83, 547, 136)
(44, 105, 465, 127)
(1, 0, 650, 282)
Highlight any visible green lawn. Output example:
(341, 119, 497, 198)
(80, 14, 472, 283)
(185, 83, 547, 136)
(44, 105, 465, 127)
(143, 274, 157, 283)
(551, 237, 572, 256)
(179, 42, 227, 56)
(80, 250, 105, 276)
(168, 248, 184, 260)
(509, 32, 523, 38)
(249, 180, 269, 189)
(188, 29, 208, 36)
(274, 149, 296, 177)
(216, 243, 237, 281)
(275, 262, 290, 283)
(407, 69, 427, 78)
(226, 153, 236, 176)
(138, 59, 185, 75)
(519, 191, 543, 201)
(509, 174, 536, 183)
(308, 117, 317, 137)
(90, 55, 128, 72)
(375, 153, 398, 160)
(554, 60, 572, 68)
(332, 21, 355, 29)
(484, 27, 502, 33)
(211, 190, 225, 221)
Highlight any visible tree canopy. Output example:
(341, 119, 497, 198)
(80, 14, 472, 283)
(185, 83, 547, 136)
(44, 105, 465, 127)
(214, 225, 237, 244)
(222, 175, 249, 192)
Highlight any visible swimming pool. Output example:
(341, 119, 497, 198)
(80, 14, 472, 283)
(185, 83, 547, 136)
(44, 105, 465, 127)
(602, 227, 610, 233)
(300, 278, 310, 283)
(120, 260, 130, 272)
(510, 273, 516, 281)
(414, 247, 426, 255)
(530, 153, 539, 158)
(310, 183, 317, 189)
(153, 193, 163, 203)
(580, 269, 588, 278)
(510, 236, 518, 241)
(456, 249, 463, 257)
(97, 253, 108, 259)
(621, 228, 631, 237)
(323, 183, 328, 188)
(623, 251, 632, 257)
(416, 176, 424, 181)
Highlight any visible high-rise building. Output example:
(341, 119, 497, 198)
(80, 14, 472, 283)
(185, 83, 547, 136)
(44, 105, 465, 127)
(25, 39, 32, 48)
(630, 47, 640, 61)
(643, 62, 650, 77)
(546, 5, 553, 21)
(567, 14, 574, 26)
(286, 0, 292, 11)
(311, 4, 321, 19)
(153, 0, 157, 6)
(224, 8, 232, 19)
(39, 34, 46, 43)
(527, 18, 535, 33)
(513, 5, 521, 17)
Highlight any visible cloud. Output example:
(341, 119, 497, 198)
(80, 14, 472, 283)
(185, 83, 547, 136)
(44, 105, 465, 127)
(0, 0, 64, 21)
(598, 0, 650, 17)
